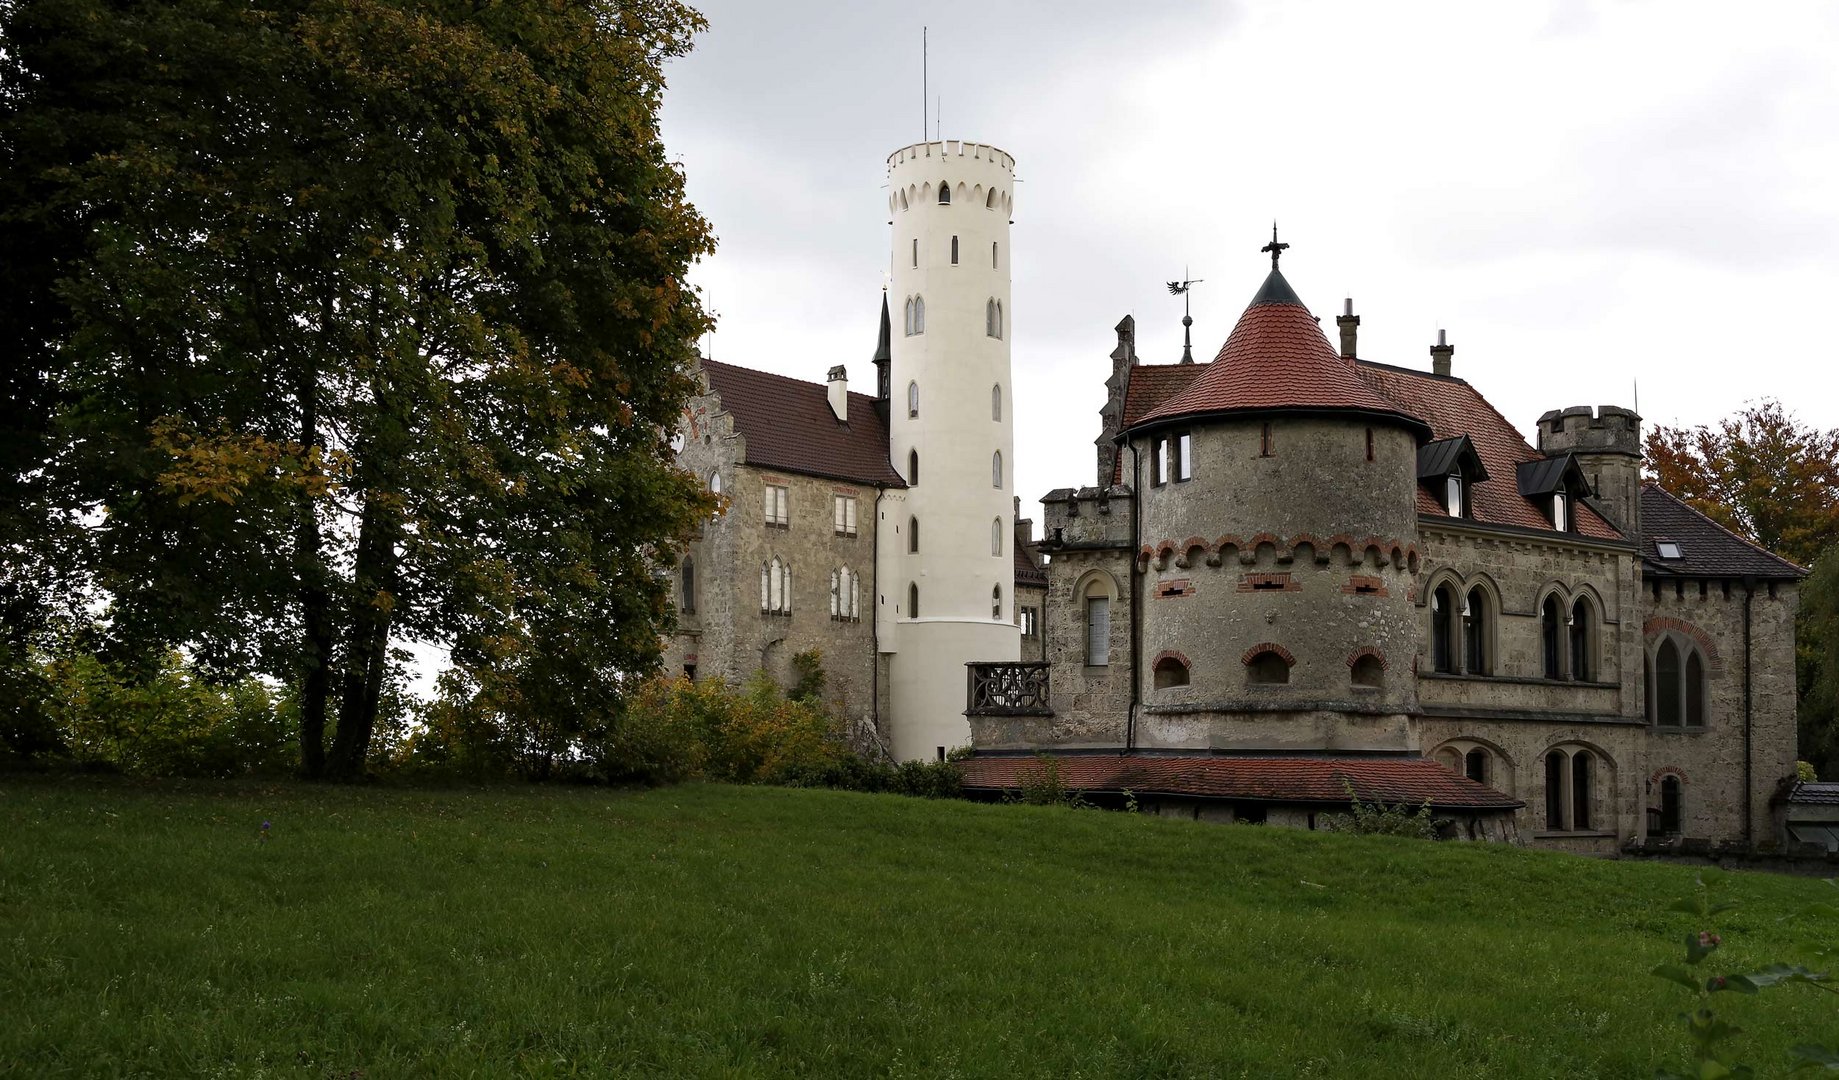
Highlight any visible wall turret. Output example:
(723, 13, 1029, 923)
(1537, 405, 1643, 537)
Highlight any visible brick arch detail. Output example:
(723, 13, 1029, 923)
(1138, 533, 1417, 569)
(1650, 766, 1690, 785)
(1241, 642, 1295, 666)
(1151, 650, 1190, 670)
(1346, 646, 1388, 670)
(1643, 616, 1726, 677)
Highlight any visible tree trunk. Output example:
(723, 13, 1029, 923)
(327, 489, 397, 780)
(295, 287, 333, 778)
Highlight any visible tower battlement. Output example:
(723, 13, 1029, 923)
(887, 140, 1015, 217)
(1536, 405, 1642, 458)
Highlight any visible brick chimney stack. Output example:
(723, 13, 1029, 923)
(1430, 329, 1454, 377)
(1336, 298, 1359, 360)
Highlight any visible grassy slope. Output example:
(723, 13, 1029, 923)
(2, 779, 1833, 1079)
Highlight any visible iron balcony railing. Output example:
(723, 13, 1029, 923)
(965, 661, 1053, 716)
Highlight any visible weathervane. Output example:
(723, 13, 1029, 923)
(1261, 222, 1289, 269)
(1166, 268, 1204, 364)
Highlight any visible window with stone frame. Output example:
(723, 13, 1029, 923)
(763, 484, 789, 528)
(1540, 594, 1564, 679)
(1658, 775, 1684, 836)
(833, 494, 857, 537)
(830, 566, 859, 621)
(1019, 606, 1039, 638)
(991, 584, 1002, 620)
(1569, 596, 1597, 681)
(907, 582, 920, 620)
(760, 557, 792, 615)
(1084, 588, 1110, 667)
(1542, 746, 1600, 832)
(679, 556, 695, 615)
(1463, 586, 1492, 675)
(1647, 634, 1709, 728)
(1430, 585, 1459, 674)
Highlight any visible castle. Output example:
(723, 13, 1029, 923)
(665, 140, 1806, 852)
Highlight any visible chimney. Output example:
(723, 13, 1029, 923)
(1430, 329, 1454, 377)
(826, 365, 848, 421)
(1336, 298, 1359, 360)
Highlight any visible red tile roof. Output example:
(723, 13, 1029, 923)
(1112, 363, 1204, 484)
(958, 754, 1521, 809)
(1357, 362, 1621, 540)
(1132, 270, 1427, 434)
(700, 360, 906, 488)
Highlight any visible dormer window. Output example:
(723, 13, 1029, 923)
(1444, 472, 1467, 518)
(1656, 540, 1683, 560)
(1418, 436, 1487, 520)
(1552, 483, 1570, 532)
(1515, 453, 1591, 534)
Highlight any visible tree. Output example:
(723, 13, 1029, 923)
(2, 0, 717, 777)
(1645, 401, 1839, 777)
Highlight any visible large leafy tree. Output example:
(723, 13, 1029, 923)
(1645, 401, 1839, 776)
(2, 0, 716, 777)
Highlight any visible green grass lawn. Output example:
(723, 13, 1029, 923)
(3, 778, 1834, 1079)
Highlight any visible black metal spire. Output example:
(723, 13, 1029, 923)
(1166, 270, 1204, 364)
(1261, 222, 1289, 268)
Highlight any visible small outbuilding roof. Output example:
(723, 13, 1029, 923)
(958, 754, 1522, 810)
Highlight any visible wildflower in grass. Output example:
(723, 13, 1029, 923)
(259, 820, 271, 844)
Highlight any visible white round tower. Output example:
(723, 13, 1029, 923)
(879, 139, 1020, 761)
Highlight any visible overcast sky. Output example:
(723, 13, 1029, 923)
(657, 0, 1839, 523)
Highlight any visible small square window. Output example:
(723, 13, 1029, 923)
(1656, 541, 1683, 560)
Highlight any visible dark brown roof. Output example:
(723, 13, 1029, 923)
(1358, 362, 1622, 541)
(1014, 544, 1047, 588)
(958, 754, 1521, 810)
(1131, 268, 1428, 436)
(1639, 484, 1805, 579)
(700, 360, 905, 488)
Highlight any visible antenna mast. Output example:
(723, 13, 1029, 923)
(922, 27, 928, 142)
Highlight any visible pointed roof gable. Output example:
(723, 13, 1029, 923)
(1129, 267, 1428, 438)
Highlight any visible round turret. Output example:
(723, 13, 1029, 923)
(880, 140, 1020, 760)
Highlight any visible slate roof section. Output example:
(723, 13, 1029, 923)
(1786, 781, 1839, 806)
(699, 360, 907, 488)
(1358, 362, 1623, 540)
(958, 754, 1522, 810)
(1417, 435, 1489, 482)
(1130, 268, 1430, 437)
(1515, 455, 1590, 498)
(1639, 484, 1805, 579)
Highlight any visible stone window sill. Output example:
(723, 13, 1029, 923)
(1419, 672, 1618, 689)
(1532, 830, 1617, 840)
(1651, 725, 1710, 735)
(765, 521, 790, 530)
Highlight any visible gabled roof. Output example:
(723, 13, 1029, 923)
(699, 360, 906, 488)
(1110, 363, 1205, 484)
(1639, 484, 1805, 579)
(1129, 268, 1429, 438)
(1417, 435, 1489, 482)
(1358, 362, 1622, 540)
(958, 754, 1522, 810)
(1014, 545, 1048, 588)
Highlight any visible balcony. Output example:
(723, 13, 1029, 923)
(966, 662, 1053, 717)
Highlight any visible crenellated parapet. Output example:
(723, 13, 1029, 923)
(1135, 532, 1420, 574)
(1536, 404, 1643, 537)
(1040, 485, 1134, 551)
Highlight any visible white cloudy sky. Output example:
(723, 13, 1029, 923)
(658, 0, 1839, 522)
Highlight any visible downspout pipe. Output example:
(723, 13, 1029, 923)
(870, 488, 884, 757)
(1126, 439, 1141, 754)
(1743, 576, 1755, 847)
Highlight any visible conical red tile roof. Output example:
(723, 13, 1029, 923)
(1131, 268, 1427, 437)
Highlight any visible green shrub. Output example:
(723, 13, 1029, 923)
(1011, 754, 1085, 808)
(1318, 781, 1437, 839)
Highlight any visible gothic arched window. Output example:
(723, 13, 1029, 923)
(907, 449, 919, 485)
(991, 383, 1002, 421)
(1431, 584, 1458, 674)
(991, 584, 1002, 620)
(908, 515, 919, 554)
(680, 556, 695, 615)
(992, 450, 1003, 488)
(991, 517, 1003, 556)
(911, 295, 925, 335)
(907, 380, 919, 418)
(1541, 594, 1564, 679)
(908, 582, 920, 619)
(1570, 596, 1596, 681)
(1650, 634, 1710, 728)
(1463, 587, 1492, 675)
(937, 181, 951, 205)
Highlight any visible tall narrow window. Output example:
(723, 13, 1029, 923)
(1541, 595, 1563, 679)
(907, 449, 919, 485)
(680, 557, 696, 615)
(937, 181, 950, 205)
(1685, 650, 1706, 727)
(908, 582, 919, 618)
(1659, 776, 1683, 836)
(1085, 593, 1110, 666)
(992, 450, 1003, 488)
(992, 241, 999, 267)
(986, 188, 997, 209)
(1570, 597, 1593, 681)
(991, 584, 1002, 619)
(986, 299, 999, 338)
(762, 557, 791, 615)
(1463, 587, 1490, 675)
(911, 238, 918, 267)
(1571, 752, 1592, 830)
(991, 517, 1003, 555)
(912, 296, 924, 334)
(991, 383, 1002, 420)
(1151, 436, 1167, 486)
(951, 235, 959, 264)
(908, 515, 919, 553)
(1174, 432, 1192, 481)
(764, 484, 789, 527)
(1366, 428, 1375, 462)
(1260, 423, 1274, 457)
(833, 494, 857, 537)
(1656, 639, 1682, 726)
(1552, 483, 1570, 532)
(830, 569, 840, 618)
(709, 471, 722, 495)
(1431, 585, 1458, 674)
(1544, 751, 1565, 830)
(903, 297, 914, 335)
(907, 380, 919, 418)
(1445, 473, 1465, 518)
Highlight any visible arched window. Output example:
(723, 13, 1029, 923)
(1541, 595, 1564, 679)
(907, 449, 919, 485)
(907, 380, 919, 418)
(1463, 587, 1491, 675)
(951, 235, 959, 264)
(1465, 748, 1489, 785)
(1652, 635, 1709, 728)
(937, 181, 950, 205)
(1659, 775, 1683, 836)
(986, 188, 998, 209)
(1431, 584, 1458, 674)
(1570, 597, 1595, 681)
(908, 582, 919, 619)
(986, 298, 1000, 338)
(1544, 751, 1565, 830)
(991, 584, 1002, 619)
(908, 515, 919, 554)
(1154, 655, 1190, 689)
(709, 470, 722, 495)
(1351, 654, 1384, 688)
(761, 557, 791, 615)
(680, 557, 695, 615)
(1543, 746, 1600, 831)
(991, 383, 1002, 421)
(991, 517, 1003, 556)
(1083, 579, 1111, 666)
(903, 297, 913, 336)
(831, 567, 858, 620)
(1246, 650, 1291, 685)
(912, 296, 925, 334)
(992, 450, 1003, 488)
(1572, 752, 1592, 830)
(1436, 747, 1461, 773)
